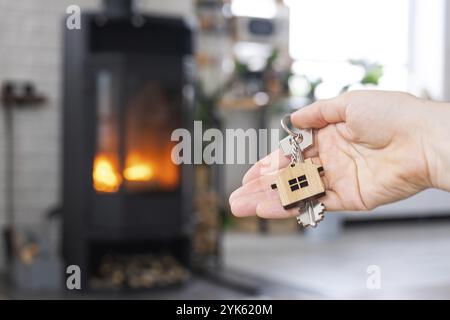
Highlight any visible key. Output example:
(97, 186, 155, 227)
(297, 200, 325, 227)
(276, 116, 326, 228)
(279, 133, 320, 226)
(279, 129, 313, 157)
(289, 133, 319, 227)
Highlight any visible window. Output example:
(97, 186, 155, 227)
(286, 0, 410, 98)
(231, 0, 277, 19)
(289, 175, 308, 192)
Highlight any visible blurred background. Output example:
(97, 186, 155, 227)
(0, 0, 450, 299)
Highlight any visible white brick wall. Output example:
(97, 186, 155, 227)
(0, 0, 101, 270)
(0, 0, 193, 270)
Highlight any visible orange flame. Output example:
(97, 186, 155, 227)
(124, 164, 154, 181)
(93, 147, 179, 193)
(93, 154, 122, 193)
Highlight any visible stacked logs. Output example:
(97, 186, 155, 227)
(89, 254, 190, 290)
(193, 166, 221, 257)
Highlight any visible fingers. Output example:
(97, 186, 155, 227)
(233, 156, 324, 204)
(230, 157, 331, 217)
(242, 143, 319, 185)
(242, 149, 289, 185)
(255, 199, 298, 219)
(255, 190, 345, 218)
(230, 189, 279, 217)
(231, 94, 352, 219)
(291, 94, 348, 129)
(230, 171, 278, 205)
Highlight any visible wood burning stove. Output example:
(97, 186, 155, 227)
(61, 1, 194, 289)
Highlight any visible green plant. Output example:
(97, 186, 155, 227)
(341, 60, 384, 92)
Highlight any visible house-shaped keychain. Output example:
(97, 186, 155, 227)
(271, 159, 325, 209)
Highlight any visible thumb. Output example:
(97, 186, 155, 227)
(291, 94, 348, 129)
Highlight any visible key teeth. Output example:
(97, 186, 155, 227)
(297, 215, 324, 227)
(297, 202, 326, 227)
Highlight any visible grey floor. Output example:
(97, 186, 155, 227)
(224, 220, 450, 299)
(2, 220, 450, 299)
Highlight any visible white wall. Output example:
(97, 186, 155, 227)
(0, 0, 193, 270)
(355, 0, 450, 220)
(443, 0, 450, 101)
(409, 0, 447, 100)
(139, 0, 194, 18)
(0, 0, 103, 270)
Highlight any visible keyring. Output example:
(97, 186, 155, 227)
(280, 114, 303, 142)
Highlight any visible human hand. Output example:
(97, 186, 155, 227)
(230, 90, 450, 219)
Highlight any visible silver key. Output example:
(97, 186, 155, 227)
(297, 201, 325, 227)
(280, 116, 325, 228)
(279, 129, 313, 156)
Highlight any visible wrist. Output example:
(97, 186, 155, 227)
(420, 100, 450, 191)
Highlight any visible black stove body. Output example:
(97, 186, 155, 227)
(62, 3, 194, 288)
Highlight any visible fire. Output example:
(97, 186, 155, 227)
(124, 164, 154, 181)
(124, 153, 154, 183)
(93, 148, 179, 193)
(93, 154, 122, 193)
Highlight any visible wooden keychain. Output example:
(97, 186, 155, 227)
(271, 115, 326, 227)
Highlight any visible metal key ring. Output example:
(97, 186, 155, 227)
(281, 114, 303, 142)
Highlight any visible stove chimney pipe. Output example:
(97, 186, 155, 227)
(103, 0, 135, 17)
